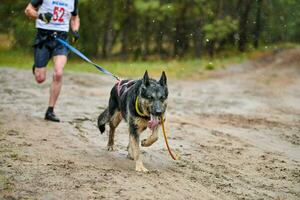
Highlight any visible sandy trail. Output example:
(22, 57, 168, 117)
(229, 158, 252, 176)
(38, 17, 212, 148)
(0, 49, 299, 200)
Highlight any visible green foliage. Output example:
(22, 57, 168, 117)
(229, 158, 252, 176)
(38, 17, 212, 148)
(0, 0, 35, 50)
(78, 1, 104, 56)
(0, 0, 299, 58)
(134, 0, 160, 12)
(205, 62, 215, 70)
(12, 19, 35, 50)
(204, 16, 238, 41)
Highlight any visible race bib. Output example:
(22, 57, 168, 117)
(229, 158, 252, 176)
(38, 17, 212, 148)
(36, 0, 75, 32)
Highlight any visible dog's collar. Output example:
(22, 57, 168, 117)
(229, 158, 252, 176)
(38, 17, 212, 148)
(135, 97, 149, 117)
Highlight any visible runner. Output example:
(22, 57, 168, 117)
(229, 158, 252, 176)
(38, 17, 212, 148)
(25, 0, 80, 122)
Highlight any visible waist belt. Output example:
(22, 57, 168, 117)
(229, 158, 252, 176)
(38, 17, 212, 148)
(33, 29, 68, 48)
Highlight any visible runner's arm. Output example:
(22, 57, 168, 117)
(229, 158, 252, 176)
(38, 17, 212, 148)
(70, 15, 80, 32)
(25, 3, 38, 19)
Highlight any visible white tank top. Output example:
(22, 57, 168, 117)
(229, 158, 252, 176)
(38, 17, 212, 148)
(36, 0, 75, 32)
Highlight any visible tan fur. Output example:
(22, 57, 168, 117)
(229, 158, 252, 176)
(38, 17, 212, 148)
(128, 131, 149, 172)
(133, 117, 148, 133)
(128, 117, 157, 172)
(141, 127, 159, 147)
(107, 111, 122, 151)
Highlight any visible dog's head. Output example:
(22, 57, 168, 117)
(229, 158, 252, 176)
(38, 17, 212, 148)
(138, 70, 168, 120)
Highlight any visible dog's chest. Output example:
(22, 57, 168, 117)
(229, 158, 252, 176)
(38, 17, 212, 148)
(134, 117, 149, 132)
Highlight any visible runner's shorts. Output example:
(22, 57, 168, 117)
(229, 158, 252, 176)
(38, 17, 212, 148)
(33, 28, 69, 68)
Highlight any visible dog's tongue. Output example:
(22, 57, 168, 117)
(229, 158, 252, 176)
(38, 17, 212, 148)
(148, 116, 160, 131)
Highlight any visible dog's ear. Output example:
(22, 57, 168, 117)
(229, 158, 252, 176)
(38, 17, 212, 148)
(159, 71, 167, 86)
(142, 70, 150, 86)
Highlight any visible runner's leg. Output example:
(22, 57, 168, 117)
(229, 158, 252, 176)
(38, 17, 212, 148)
(48, 55, 67, 107)
(33, 41, 50, 83)
(35, 67, 47, 83)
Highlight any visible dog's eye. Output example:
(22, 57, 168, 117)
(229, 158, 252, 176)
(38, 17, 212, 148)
(147, 95, 154, 100)
(160, 95, 166, 101)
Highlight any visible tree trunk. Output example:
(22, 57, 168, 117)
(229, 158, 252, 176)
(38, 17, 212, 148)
(173, 4, 189, 57)
(194, 19, 203, 58)
(142, 16, 150, 60)
(102, 0, 114, 59)
(156, 22, 164, 59)
(253, 0, 262, 48)
(120, 0, 133, 59)
(218, 0, 224, 19)
(238, 0, 253, 52)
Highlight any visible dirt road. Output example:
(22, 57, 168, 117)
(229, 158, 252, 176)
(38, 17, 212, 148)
(0, 49, 299, 200)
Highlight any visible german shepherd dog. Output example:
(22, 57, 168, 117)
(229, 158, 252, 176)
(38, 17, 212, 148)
(97, 71, 168, 172)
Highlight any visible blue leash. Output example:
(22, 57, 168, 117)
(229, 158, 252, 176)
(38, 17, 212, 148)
(56, 38, 120, 81)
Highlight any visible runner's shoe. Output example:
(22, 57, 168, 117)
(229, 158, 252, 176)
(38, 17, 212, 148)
(45, 111, 60, 122)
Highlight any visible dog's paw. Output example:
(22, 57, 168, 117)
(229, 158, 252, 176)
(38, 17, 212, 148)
(141, 139, 147, 147)
(135, 161, 149, 173)
(107, 145, 114, 151)
(141, 137, 158, 147)
(127, 147, 134, 160)
(127, 154, 134, 160)
(135, 165, 149, 173)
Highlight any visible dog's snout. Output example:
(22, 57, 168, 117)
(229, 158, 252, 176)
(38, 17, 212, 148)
(154, 109, 163, 116)
(153, 101, 164, 116)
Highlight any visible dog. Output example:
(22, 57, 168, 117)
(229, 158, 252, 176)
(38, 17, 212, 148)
(97, 71, 168, 172)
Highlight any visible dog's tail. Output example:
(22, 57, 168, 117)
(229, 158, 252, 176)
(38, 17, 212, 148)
(97, 108, 109, 134)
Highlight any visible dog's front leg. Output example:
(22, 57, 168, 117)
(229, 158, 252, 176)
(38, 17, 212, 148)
(141, 126, 159, 147)
(128, 122, 149, 172)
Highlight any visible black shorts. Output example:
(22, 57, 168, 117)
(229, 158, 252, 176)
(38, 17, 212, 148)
(33, 29, 69, 68)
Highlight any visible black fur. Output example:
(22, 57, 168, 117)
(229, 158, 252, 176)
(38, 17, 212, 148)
(97, 108, 108, 133)
(97, 70, 168, 153)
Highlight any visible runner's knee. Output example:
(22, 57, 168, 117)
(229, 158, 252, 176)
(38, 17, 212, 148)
(35, 73, 46, 83)
(53, 69, 63, 82)
(36, 77, 45, 83)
